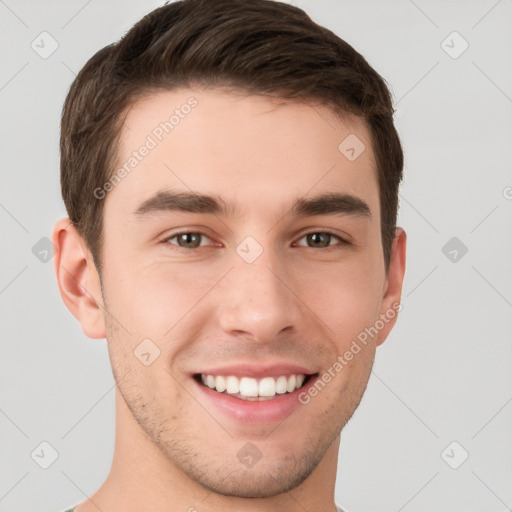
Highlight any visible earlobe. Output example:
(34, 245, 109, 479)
(51, 218, 106, 339)
(376, 227, 407, 347)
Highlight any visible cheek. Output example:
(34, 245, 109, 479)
(297, 261, 384, 343)
(102, 257, 224, 343)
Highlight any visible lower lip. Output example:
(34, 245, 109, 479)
(193, 376, 317, 423)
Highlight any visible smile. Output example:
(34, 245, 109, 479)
(196, 373, 313, 401)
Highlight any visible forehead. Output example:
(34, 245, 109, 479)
(108, 87, 379, 222)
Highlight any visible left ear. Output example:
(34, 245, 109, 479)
(375, 227, 407, 347)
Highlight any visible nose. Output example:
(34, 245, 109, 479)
(216, 243, 304, 345)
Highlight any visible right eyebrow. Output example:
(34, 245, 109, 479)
(134, 190, 235, 217)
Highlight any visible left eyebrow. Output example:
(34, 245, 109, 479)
(133, 189, 371, 220)
(291, 192, 371, 220)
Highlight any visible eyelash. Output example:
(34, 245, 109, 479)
(163, 230, 349, 252)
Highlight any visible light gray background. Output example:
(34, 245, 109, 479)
(1, 1, 511, 511)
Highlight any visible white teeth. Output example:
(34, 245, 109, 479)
(259, 377, 276, 397)
(239, 377, 259, 397)
(225, 375, 240, 394)
(215, 375, 226, 393)
(286, 375, 296, 393)
(275, 375, 288, 394)
(199, 373, 308, 398)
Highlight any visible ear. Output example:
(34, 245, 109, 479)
(375, 227, 406, 347)
(51, 218, 106, 339)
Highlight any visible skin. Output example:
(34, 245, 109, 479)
(53, 87, 406, 512)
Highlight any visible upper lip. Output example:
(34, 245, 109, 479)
(193, 363, 318, 379)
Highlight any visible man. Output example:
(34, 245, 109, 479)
(53, 0, 406, 510)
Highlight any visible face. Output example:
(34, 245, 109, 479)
(87, 87, 404, 497)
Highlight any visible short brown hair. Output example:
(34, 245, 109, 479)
(60, 0, 403, 272)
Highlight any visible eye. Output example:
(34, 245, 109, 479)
(165, 231, 213, 249)
(294, 231, 348, 249)
(163, 230, 348, 251)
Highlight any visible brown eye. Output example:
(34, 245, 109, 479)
(166, 232, 211, 249)
(295, 232, 345, 249)
(307, 233, 331, 248)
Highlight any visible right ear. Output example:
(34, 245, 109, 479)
(51, 218, 106, 339)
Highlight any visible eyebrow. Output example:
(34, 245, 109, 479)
(134, 190, 371, 220)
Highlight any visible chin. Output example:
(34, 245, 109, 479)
(180, 460, 315, 498)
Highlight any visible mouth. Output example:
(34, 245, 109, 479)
(193, 372, 317, 401)
(191, 364, 321, 423)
